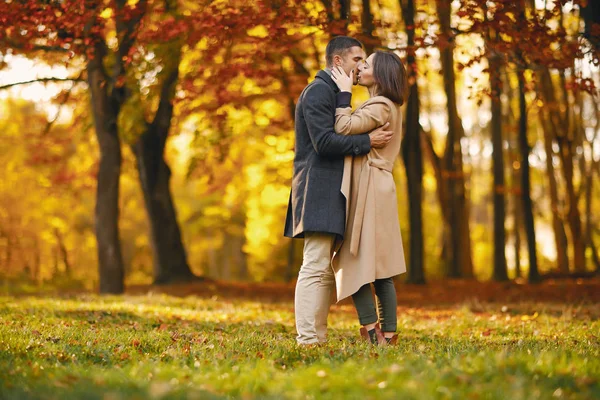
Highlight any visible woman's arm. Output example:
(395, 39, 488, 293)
(335, 93, 391, 136)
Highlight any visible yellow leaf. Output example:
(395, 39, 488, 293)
(247, 25, 268, 38)
(521, 312, 539, 321)
(99, 8, 113, 19)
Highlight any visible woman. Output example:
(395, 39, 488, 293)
(330, 51, 408, 345)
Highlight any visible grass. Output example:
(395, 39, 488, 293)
(0, 293, 598, 399)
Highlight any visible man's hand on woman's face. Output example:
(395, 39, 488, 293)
(331, 66, 354, 93)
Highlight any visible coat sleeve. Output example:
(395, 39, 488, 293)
(303, 83, 371, 157)
(335, 95, 392, 136)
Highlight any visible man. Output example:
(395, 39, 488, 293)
(284, 36, 393, 345)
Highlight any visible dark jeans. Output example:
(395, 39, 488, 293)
(351, 278, 397, 332)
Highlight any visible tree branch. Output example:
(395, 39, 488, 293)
(151, 63, 180, 144)
(113, 0, 148, 80)
(2, 38, 71, 54)
(0, 77, 86, 91)
(43, 71, 85, 135)
(104, 0, 148, 108)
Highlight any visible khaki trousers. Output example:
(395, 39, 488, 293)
(294, 232, 335, 344)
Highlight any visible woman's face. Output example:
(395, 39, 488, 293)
(357, 53, 376, 87)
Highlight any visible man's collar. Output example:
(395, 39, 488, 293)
(316, 69, 339, 93)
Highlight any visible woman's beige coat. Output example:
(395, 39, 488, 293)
(331, 95, 407, 302)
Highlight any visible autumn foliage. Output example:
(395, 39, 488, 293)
(0, 0, 598, 290)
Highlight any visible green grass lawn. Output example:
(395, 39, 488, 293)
(0, 293, 598, 399)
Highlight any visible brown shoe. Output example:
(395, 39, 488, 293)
(360, 323, 386, 345)
(384, 334, 398, 345)
(359, 326, 371, 342)
(374, 323, 386, 345)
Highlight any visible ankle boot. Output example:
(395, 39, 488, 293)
(359, 326, 374, 343)
(360, 323, 386, 345)
(373, 323, 386, 345)
(385, 334, 398, 345)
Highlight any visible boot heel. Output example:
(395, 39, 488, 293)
(374, 323, 386, 346)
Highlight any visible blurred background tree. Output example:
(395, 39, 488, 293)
(0, 0, 598, 293)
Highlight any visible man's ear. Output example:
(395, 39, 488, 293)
(333, 55, 342, 67)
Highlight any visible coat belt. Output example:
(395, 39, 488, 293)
(349, 158, 394, 256)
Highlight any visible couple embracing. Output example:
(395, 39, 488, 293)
(284, 36, 409, 346)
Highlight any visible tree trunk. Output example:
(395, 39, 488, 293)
(339, 0, 350, 31)
(54, 228, 71, 278)
(133, 135, 196, 283)
(0, 233, 5, 271)
(538, 68, 575, 274)
(436, 0, 474, 278)
(361, 0, 376, 54)
(585, 154, 600, 272)
(3, 235, 11, 272)
(83, 0, 147, 294)
(222, 208, 248, 280)
(206, 245, 219, 279)
(517, 69, 539, 283)
(215, 228, 248, 281)
(585, 104, 600, 272)
(400, 0, 425, 284)
(32, 237, 41, 283)
(509, 135, 522, 279)
(132, 65, 198, 284)
(559, 144, 586, 273)
(560, 71, 586, 273)
(489, 57, 508, 281)
(539, 111, 570, 273)
(220, 232, 233, 280)
(233, 234, 248, 281)
(322, 0, 350, 35)
(87, 43, 125, 294)
(482, 1, 509, 282)
(547, 69, 586, 273)
(53, 246, 59, 278)
(422, 131, 450, 263)
(513, 201, 522, 279)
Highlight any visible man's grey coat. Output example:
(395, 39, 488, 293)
(284, 70, 371, 239)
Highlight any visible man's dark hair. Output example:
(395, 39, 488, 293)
(325, 36, 363, 67)
(372, 51, 409, 105)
